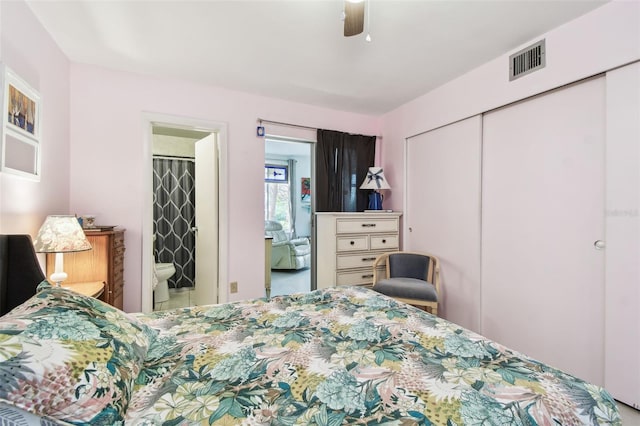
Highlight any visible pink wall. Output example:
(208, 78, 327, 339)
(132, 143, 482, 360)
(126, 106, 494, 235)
(0, 2, 70, 238)
(69, 64, 379, 311)
(381, 0, 640, 213)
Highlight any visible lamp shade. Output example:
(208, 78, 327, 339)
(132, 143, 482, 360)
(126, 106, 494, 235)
(360, 167, 391, 190)
(33, 215, 92, 253)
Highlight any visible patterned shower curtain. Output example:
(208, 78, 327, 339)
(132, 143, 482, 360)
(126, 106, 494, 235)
(153, 157, 196, 288)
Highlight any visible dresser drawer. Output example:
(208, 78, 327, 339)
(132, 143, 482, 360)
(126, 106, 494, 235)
(370, 234, 399, 250)
(337, 253, 378, 270)
(336, 218, 398, 234)
(337, 269, 376, 286)
(337, 236, 369, 252)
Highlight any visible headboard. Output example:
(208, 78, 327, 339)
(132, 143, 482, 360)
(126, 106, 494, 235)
(0, 234, 46, 316)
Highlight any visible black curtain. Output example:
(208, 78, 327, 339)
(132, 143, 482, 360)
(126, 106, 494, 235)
(316, 129, 376, 212)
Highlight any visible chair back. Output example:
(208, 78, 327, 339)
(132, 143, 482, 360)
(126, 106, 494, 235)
(388, 253, 431, 281)
(0, 234, 46, 316)
(265, 220, 289, 243)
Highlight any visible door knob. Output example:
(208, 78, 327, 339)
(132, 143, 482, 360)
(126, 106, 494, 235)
(594, 240, 605, 250)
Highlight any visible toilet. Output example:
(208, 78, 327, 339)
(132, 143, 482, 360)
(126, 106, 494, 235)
(154, 262, 175, 303)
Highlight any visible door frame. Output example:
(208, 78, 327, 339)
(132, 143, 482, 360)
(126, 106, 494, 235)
(141, 112, 229, 313)
(264, 135, 316, 291)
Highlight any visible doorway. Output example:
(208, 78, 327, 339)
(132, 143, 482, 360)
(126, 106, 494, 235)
(141, 113, 228, 313)
(264, 138, 314, 296)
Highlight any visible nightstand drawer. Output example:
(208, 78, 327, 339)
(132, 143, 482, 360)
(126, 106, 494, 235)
(337, 270, 375, 286)
(370, 235, 399, 250)
(337, 253, 378, 270)
(337, 236, 369, 252)
(336, 218, 398, 234)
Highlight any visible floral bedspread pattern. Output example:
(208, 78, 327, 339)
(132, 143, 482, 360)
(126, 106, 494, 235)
(127, 287, 620, 425)
(0, 283, 155, 425)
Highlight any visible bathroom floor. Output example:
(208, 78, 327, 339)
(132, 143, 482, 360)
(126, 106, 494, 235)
(153, 268, 311, 311)
(154, 287, 194, 311)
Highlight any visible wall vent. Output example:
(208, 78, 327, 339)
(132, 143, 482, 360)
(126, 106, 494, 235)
(509, 39, 545, 81)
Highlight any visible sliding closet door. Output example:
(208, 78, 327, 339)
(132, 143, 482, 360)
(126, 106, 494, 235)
(604, 63, 640, 407)
(405, 116, 482, 332)
(482, 77, 605, 385)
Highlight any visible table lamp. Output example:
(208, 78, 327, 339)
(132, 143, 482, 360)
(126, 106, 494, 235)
(33, 215, 92, 286)
(360, 167, 391, 210)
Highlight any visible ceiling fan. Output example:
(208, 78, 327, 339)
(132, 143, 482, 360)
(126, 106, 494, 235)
(343, 0, 365, 37)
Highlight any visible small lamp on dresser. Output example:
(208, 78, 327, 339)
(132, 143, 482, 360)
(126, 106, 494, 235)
(360, 167, 391, 210)
(33, 215, 92, 286)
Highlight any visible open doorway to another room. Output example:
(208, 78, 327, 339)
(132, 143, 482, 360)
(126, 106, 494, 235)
(264, 138, 313, 296)
(151, 125, 219, 311)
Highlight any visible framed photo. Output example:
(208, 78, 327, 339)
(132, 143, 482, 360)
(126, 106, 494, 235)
(1, 65, 41, 179)
(301, 177, 310, 202)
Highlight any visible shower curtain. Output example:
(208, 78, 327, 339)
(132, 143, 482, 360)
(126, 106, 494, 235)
(153, 157, 196, 288)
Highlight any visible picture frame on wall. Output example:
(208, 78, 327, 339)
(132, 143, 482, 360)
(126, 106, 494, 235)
(301, 177, 310, 202)
(1, 64, 42, 180)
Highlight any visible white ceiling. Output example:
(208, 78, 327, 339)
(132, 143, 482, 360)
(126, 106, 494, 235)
(26, 0, 608, 115)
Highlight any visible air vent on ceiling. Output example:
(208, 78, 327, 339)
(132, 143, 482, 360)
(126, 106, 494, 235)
(509, 39, 545, 81)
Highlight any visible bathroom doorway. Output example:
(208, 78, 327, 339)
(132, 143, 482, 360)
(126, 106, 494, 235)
(141, 114, 228, 313)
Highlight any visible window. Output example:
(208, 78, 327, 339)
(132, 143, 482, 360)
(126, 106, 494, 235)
(264, 164, 291, 232)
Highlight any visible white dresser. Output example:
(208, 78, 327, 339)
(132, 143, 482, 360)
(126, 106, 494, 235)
(316, 212, 402, 289)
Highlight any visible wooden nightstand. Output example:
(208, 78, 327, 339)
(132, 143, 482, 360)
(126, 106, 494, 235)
(47, 229, 125, 309)
(61, 281, 105, 298)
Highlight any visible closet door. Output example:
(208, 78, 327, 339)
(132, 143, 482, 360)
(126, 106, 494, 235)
(405, 116, 482, 331)
(482, 77, 605, 385)
(604, 63, 640, 408)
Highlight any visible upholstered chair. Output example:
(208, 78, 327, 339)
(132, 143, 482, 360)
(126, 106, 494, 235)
(372, 251, 440, 315)
(265, 220, 311, 270)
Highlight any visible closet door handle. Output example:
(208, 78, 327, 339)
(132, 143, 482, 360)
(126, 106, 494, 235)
(594, 240, 605, 250)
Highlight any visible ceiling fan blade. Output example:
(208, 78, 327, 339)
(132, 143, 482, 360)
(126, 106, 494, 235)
(344, 1, 365, 37)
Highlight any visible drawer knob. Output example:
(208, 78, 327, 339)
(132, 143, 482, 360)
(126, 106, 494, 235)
(382, 239, 387, 243)
(361, 223, 376, 227)
(350, 241, 355, 245)
(362, 274, 374, 279)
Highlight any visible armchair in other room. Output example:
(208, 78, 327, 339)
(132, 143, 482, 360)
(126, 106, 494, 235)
(0, 234, 46, 316)
(372, 251, 440, 315)
(265, 220, 311, 270)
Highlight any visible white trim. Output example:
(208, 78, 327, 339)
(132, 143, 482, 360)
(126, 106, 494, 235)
(402, 137, 408, 251)
(141, 112, 229, 312)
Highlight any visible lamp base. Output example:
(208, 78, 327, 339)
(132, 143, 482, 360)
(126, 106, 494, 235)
(50, 252, 67, 287)
(367, 191, 384, 210)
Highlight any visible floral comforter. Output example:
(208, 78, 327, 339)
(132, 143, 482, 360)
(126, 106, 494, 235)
(126, 286, 620, 425)
(0, 284, 621, 425)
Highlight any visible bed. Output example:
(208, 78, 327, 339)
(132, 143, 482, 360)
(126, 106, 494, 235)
(0, 282, 621, 425)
